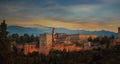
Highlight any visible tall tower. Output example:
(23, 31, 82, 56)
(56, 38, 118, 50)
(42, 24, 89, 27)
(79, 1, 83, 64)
(118, 27, 120, 38)
(52, 28, 56, 46)
(52, 27, 56, 35)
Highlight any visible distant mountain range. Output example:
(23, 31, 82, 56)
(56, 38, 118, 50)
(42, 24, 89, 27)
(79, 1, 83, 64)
(7, 26, 118, 37)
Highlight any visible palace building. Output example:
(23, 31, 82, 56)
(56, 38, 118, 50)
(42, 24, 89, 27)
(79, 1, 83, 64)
(24, 43, 38, 55)
(14, 27, 98, 55)
(38, 28, 97, 54)
(39, 34, 52, 47)
(22, 27, 120, 55)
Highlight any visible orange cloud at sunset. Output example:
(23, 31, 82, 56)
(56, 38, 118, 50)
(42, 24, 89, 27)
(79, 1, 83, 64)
(5, 18, 120, 33)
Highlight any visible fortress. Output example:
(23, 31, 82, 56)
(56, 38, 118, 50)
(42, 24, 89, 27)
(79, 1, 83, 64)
(19, 27, 120, 55)
(23, 28, 97, 55)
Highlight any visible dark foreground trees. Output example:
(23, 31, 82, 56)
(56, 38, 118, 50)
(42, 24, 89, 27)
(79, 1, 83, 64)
(13, 47, 120, 64)
(0, 20, 13, 64)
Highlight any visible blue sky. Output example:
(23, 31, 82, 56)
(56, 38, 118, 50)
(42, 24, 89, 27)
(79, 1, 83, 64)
(0, 0, 120, 32)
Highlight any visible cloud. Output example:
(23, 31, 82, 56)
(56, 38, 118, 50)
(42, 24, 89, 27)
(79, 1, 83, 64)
(4, 5, 25, 12)
(65, 4, 101, 18)
(0, 0, 120, 32)
(4, 18, 119, 32)
(0, 0, 120, 22)
(103, 0, 120, 3)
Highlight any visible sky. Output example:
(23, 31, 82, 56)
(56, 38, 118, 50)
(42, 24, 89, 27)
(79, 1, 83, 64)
(0, 0, 120, 32)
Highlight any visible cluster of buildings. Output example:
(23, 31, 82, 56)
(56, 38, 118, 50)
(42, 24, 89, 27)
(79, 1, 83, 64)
(38, 28, 97, 55)
(15, 27, 120, 55)
(1, 20, 120, 55)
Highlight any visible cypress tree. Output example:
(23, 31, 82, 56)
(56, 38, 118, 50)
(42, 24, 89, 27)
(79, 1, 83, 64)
(0, 20, 13, 64)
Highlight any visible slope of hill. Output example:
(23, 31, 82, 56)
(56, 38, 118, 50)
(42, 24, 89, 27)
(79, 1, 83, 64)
(7, 26, 118, 37)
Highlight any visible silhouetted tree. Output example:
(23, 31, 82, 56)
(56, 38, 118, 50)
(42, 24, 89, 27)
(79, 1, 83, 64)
(100, 36, 110, 48)
(0, 20, 13, 64)
(110, 35, 115, 39)
(88, 36, 93, 42)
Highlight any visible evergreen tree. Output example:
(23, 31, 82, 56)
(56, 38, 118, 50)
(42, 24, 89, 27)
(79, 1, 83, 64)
(0, 20, 13, 64)
(88, 36, 93, 42)
(0, 20, 8, 38)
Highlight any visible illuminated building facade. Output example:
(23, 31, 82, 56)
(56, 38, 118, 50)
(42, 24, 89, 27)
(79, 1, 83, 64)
(38, 28, 97, 54)
(24, 43, 38, 55)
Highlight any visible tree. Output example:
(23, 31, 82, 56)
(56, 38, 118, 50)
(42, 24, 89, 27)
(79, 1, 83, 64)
(101, 36, 110, 48)
(88, 36, 93, 42)
(30, 34, 36, 42)
(0, 20, 8, 38)
(11, 33, 20, 43)
(110, 35, 115, 39)
(0, 20, 13, 64)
